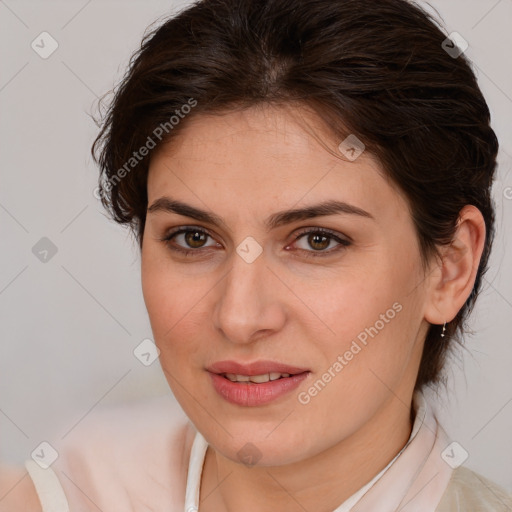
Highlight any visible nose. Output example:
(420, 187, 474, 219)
(212, 247, 287, 345)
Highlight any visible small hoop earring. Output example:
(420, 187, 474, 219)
(440, 322, 447, 338)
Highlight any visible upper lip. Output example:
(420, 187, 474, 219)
(207, 360, 309, 376)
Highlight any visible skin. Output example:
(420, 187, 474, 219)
(0, 467, 42, 512)
(141, 104, 485, 512)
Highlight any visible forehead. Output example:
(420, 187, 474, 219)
(147, 105, 409, 223)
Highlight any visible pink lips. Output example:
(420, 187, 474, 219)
(207, 360, 310, 407)
(207, 360, 309, 376)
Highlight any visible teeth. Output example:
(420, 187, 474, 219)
(224, 372, 292, 383)
(250, 374, 270, 383)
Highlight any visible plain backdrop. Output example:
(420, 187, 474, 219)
(1, 0, 511, 493)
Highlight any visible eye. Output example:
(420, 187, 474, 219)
(160, 226, 221, 255)
(287, 228, 351, 258)
(160, 225, 351, 259)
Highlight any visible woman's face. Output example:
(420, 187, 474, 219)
(141, 105, 432, 466)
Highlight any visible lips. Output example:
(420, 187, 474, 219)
(207, 360, 309, 376)
(207, 360, 310, 406)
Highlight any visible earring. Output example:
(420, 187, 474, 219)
(440, 322, 446, 338)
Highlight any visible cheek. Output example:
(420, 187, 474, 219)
(307, 269, 394, 336)
(311, 252, 423, 372)
(141, 249, 166, 328)
(298, 285, 421, 427)
(141, 247, 184, 341)
(141, 248, 211, 363)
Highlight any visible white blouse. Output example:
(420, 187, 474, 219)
(23, 391, 512, 511)
(183, 393, 425, 512)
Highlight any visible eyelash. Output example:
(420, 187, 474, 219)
(159, 226, 351, 259)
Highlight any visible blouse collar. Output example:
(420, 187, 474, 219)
(184, 390, 453, 512)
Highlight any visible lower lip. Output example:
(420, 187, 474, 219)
(209, 371, 309, 406)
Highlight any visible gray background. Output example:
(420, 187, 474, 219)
(1, 0, 511, 492)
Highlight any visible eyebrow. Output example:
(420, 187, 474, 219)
(147, 196, 374, 231)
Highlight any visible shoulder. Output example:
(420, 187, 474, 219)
(0, 465, 42, 512)
(54, 394, 195, 511)
(436, 466, 512, 512)
(8, 395, 196, 512)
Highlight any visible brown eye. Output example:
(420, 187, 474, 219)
(161, 227, 220, 255)
(307, 233, 330, 251)
(184, 230, 208, 248)
(289, 228, 351, 258)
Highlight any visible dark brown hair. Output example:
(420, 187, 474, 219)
(92, 0, 498, 390)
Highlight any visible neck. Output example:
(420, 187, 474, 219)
(199, 392, 415, 512)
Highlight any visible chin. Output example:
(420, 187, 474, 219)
(203, 425, 317, 467)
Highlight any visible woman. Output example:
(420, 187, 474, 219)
(2, 0, 511, 510)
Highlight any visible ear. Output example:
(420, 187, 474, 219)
(424, 205, 486, 325)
